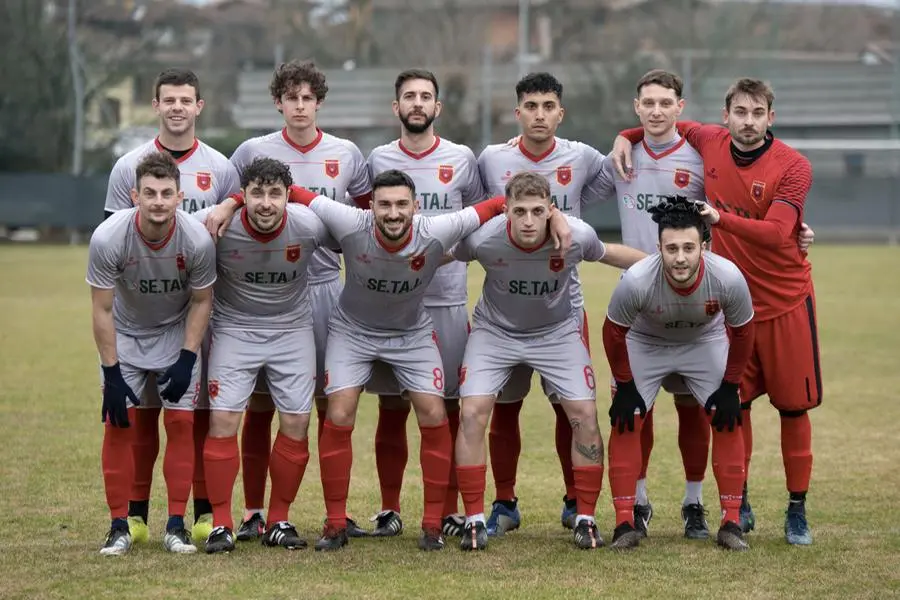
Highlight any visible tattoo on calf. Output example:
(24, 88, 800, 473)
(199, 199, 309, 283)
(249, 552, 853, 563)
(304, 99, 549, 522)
(575, 441, 603, 463)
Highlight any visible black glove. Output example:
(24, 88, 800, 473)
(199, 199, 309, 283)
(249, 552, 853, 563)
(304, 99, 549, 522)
(609, 380, 647, 434)
(101, 363, 140, 428)
(705, 381, 742, 432)
(159, 349, 197, 403)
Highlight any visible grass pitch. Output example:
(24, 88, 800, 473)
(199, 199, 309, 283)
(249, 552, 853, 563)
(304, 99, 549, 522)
(0, 245, 898, 600)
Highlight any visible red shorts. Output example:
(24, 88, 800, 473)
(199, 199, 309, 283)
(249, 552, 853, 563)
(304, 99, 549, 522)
(741, 294, 823, 412)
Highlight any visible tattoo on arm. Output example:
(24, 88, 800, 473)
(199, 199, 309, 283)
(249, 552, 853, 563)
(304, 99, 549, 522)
(575, 441, 603, 464)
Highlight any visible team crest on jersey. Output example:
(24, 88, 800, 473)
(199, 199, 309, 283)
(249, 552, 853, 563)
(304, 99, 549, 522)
(325, 159, 340, 179)
(705, 299, 721, 316)
(549, 255, 565, 272)
(196, 172, 212, 191)
(176, 253, 186, 270)
(207, 379, 219, 399)
(410, 254, 426, 271)
(556, 165, 572, 186)
(750, 180, 766, 203)
(285, 244, 301, 262)
(674, 169, 691, 189)
(438, 164, 454, 184)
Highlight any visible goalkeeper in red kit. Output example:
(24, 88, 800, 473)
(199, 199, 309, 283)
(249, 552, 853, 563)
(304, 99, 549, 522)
(610, 78, 819, 546)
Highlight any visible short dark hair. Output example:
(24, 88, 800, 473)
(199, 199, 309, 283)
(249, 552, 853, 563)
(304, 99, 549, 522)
(515, 72, 563, 103)
(394, 69, 440, 100)
(372, 169, 416, 197)
(725, 78, 775, 111)
(649, 195, 710, 242)
(269, 60, 329, 102)
(154, 68, 201, 100)
(240, 157, 293, 190)
(505, 171, 550, 202)
(636, 69, 683, 98)
(135, 151, 181, 189)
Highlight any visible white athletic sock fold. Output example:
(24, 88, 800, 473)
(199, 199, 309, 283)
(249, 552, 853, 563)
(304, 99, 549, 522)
(465, 513, 486, 527)
(683, 481, 703, 506)
(635, 479, 649, 505)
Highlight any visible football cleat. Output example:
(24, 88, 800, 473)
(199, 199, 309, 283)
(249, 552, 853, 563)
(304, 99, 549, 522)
(205, 526, 235, 554)
(740, 492, 756, 534)
(784, 505, 813, 546)
(127, 516, 150, 545)
(191, 513, 214, 546)
(346, 517, 369, 538)
(717, 521, 749, 551)
(315, 525, 349, 552)
(442, 514, 466, 538)
(163, 527, 197, 554)
(633, 503, 653, 538)
(573, 519, 603, 550)
(486, 500, 521, 537)
(560, 495, 578, 530)
(681, 503, 710, 540)
(236, 512, 266, 542)
(610, 522, 642, 551)
(460, 521, 488, 551)
(418, 527, 445, 551)
(370, 510, 403, 537)
(262, 521, 307, 550)
(99, 524, 132, 556)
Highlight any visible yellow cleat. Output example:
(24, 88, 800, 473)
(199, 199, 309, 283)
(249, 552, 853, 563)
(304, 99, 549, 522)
(191, 513, 214, 546)
(127, 516, 150, 544)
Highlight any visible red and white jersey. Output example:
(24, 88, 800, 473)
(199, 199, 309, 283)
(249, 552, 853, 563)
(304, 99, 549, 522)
(230, 128, 373, 284)
(368, 137, 487, 307)
(105, 138, 240, 214)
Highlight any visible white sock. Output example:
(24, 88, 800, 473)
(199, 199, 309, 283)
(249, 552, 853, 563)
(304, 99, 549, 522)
(683, 481, 703, 506)
(244, 509, 264, 520)
(465, 513, 486, 527)
(575, 514, 594, 527)
(635, 479, 649, 505)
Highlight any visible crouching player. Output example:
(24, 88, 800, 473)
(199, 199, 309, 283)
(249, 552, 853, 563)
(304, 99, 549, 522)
(453, 172, 646, 551)
(602, 197, 755, 551)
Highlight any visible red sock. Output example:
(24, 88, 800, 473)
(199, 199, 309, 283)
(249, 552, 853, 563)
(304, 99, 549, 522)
(102, 407, 137, 520)
(162, 409, 194, 517)
(489, 400, 523, 501)
(241, 409, 274, 510)
(743, 407, 753, 482)
(676, 403, 710, 482)
(608, 417, 644, 527)
(203, 435, 240, 530)
(552, 403, 576, 499)
(316, 406, 326, 440)
(780, 412, 813, 494)
(192, 409, 210, 500)
(443, 408, 460, 516)
(572, 465, 603, 518)
(266, 432, 310, 525)
(319, 420, 353, 529)
(131, 407, 160, 501)
(638, 406, 654, 480)
(709, 416, 745, 526)
(419, 419, 451, 530)
(456, 464, 487, 518)
(375, 405, 410, 513)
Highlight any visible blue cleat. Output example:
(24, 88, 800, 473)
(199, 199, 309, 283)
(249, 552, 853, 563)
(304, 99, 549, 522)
(785, 505, 813, 546)
(486, 499, 521, 537)
(560, 495, 577, 530)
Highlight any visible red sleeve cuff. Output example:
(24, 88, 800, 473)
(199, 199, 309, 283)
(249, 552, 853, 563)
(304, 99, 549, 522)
(473, 196, 505, 224)
(619, 127, 644, 144)
(288, 185, 318, 206)
(352, 192, 372, 210)
(602, 317, 633, 382)
(724, 321, 755, 383)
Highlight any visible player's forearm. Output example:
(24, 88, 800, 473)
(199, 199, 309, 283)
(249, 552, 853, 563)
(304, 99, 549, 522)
(92, 306, 118, 366)
(599, 244, 647, 269)
(715, 202, 798, 249)
(183, 290, 213, 354)
(602, 317, 634, 382)
(723, 321, 755, 383)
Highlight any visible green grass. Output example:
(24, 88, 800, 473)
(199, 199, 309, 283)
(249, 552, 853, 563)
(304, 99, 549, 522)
(1, 245, 899, 600)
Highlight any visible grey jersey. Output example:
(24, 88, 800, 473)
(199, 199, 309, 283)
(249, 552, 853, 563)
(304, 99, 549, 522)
(455, 215, 605, 336)
(588, 134, 705, 254)
(607, 252, 754, 346)
(368, 137, 487, 307)
(105, 138, 240, 214)
(86, 208, 217, 337)
(192, 204, 333, 330)
(230, 129, 372, 284)
(307, 196, 484, 336)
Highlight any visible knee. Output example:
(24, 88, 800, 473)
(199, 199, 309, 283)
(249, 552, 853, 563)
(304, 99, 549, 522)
(208, 410, 241, 438)
(460, 400, 491, 433)
(278, 413, 310, 439)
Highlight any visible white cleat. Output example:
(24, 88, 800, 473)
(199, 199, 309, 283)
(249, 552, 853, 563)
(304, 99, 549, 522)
(100, 527, 133, 556)
(163, 528, 198, 554)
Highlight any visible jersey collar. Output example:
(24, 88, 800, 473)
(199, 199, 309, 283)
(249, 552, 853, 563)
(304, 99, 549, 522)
(374, 222, 414, 253)
(517, 137, 556, 163)
(154, 137, 200, 163)
(281, 127, 324, 154)
(666, 256, 706, 297)
(240, 207, 287, 242)
(398, 136, 441, 160)
(135, 210, 177, 251)
(641, 136, 686, 161)
(506, 220, 549, 253)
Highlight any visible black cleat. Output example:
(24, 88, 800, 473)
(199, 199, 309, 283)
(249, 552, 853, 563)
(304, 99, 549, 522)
(371, 510, 403, 537)
(610, 522, 642, 551)
(346, 517, 369, 538)
(418, 527, 445, 551)
(261, 521, 307, 549)
(717, 520, 749, 551)
(460, 521, 488, 551)
(314, 525, 349, 552)
(99, 522, 132, 556)
(633, 503, 653, 538)
(682, 503, 710, 540)
(236, 512, 266, 542)
(442, 514, 465, 538)
(573, 519, 603, 550)
(205, 526, 236, 554)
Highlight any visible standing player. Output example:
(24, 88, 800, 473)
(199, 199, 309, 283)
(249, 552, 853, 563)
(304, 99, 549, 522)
(103, 68, 239, 546)
(365, 69, 487, 538)
(476, 72, 606, 535)
(207, 60, 372, 540)
(611, 78, 820, 545)
(602, 197, 755, 551)
(88, 151, 216, 555)
(452, 172, 646, 551)
(194, 158, 335, 553)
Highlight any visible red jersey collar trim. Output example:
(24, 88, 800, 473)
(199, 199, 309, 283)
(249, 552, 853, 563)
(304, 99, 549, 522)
(154, 137, 200, 163)
(281, 127, 324, 154)
(240, 206, 287, 243)
(642, 136, 686, 161)
(374, 222, 414, 253)
(506, 220, 549, 253)
(517, 137, 556, 163)
(666, 257, 705, 296)
(398, 136, 441, 160)
(135, 210, 176, 251)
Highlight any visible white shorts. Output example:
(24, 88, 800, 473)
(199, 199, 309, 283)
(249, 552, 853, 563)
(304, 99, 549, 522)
(310, 278, 343, 399)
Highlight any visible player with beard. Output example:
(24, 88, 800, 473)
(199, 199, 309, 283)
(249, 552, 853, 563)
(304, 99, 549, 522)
(365, 69, 486, 539)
